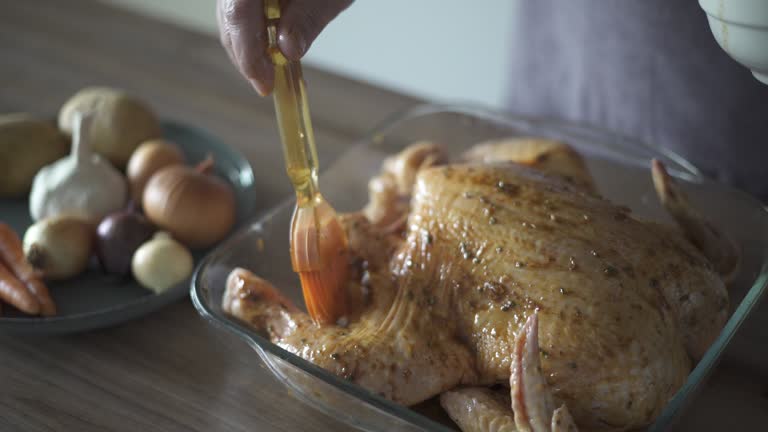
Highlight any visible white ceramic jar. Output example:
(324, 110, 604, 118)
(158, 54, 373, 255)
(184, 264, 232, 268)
(699, 0, 768, 84)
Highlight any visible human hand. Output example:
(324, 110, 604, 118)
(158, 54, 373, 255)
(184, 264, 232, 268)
(217, 0, 353, 96)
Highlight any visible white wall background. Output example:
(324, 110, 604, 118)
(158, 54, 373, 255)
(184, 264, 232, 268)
(103, 0, 515, 110)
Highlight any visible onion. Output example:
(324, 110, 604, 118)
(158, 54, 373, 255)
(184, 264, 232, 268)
(142, 156, 236, 249)
(132, 232, 193, 293)
(95, 202, 156, 276)
(23, 215, 95, 280)
(126, 139, 185, 202)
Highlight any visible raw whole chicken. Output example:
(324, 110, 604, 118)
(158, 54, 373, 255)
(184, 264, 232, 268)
(223, 137, 738, 431)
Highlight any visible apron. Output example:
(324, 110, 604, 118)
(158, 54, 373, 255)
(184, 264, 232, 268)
(504, 1, 768, 200)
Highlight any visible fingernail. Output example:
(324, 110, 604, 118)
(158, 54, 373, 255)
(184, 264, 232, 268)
(278, 31, 307, 61)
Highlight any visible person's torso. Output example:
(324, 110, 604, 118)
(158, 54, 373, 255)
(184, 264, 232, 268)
(505, 0, 768, 199)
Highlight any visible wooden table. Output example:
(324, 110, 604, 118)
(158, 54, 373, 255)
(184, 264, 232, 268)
(1, 1, 766, 431)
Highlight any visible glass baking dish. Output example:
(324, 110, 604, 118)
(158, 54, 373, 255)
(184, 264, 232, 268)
(191, 104, 768, 431)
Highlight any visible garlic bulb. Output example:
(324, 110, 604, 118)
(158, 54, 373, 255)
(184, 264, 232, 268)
(29, 112, 127, 223)
(131, 232, 193, 293)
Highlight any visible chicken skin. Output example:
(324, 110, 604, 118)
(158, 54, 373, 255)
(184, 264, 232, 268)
(224, 138, 733, 431)
(442, 313, 578, 432)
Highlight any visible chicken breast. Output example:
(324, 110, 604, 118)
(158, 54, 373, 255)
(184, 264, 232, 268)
(390, 161, 712, 429)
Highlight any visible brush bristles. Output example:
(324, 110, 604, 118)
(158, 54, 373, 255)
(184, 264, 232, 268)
(291, 197, 349, 325)
(298, 252, 348, 325)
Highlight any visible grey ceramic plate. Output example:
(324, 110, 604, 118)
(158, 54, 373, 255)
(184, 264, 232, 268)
(0, 121, 256, 334)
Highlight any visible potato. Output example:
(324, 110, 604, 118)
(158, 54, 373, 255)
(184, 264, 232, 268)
(0, 114, 69, 198)
(58, 87, 162, 169)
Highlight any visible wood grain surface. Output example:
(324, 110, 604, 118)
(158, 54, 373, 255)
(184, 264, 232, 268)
(0, 1, 766, 431)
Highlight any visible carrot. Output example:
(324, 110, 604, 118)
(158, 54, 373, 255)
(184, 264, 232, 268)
(0, 260, 40, 315)
(0, 223, 56, 316)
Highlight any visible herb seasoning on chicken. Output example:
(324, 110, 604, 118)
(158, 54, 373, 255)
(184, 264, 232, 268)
(223, 138, 737, 432)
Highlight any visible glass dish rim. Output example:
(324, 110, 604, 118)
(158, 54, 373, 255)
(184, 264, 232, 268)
(191, 102, 768, 431)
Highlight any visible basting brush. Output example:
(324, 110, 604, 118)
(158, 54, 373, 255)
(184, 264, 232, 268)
(265, 0, 349, 325)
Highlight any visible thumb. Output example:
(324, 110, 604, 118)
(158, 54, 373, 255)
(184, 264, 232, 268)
(278, 0, 353, 61)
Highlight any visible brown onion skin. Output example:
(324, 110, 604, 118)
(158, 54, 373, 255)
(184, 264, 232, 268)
(126, 139, 185, 202)
(142, 162, 236, 249)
